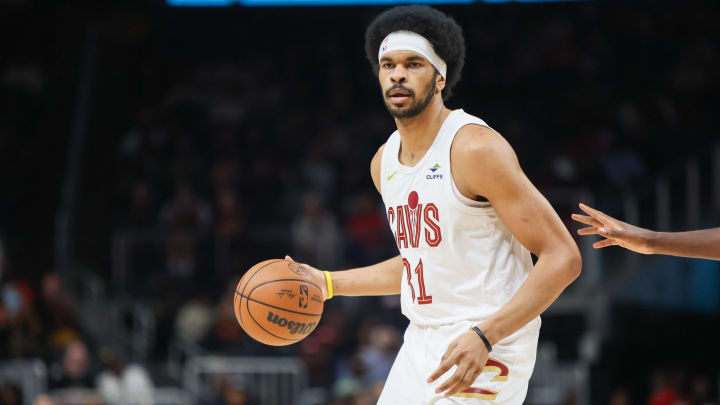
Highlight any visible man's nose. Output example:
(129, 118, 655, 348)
(390, 65, 407, 83)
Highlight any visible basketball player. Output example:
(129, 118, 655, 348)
(573, 203, 720, 260)
(287, 6, 581, 404)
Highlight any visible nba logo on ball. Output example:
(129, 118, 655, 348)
(298, 285, 309, 309)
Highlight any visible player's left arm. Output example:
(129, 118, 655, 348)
(428, 125, 582, 397)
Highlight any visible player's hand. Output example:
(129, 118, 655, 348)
(284, 256, 330, 301)
(571, 203, 657, 254)
(427, 329, 489, 397)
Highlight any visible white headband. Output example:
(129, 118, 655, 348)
(378, 30, 447, 78)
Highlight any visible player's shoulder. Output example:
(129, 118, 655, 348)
(371, 143, 386, 170)
(451, 124, 524, 198)
(452, 123, 517, 167)
(372, 143, 387, 160)
(370, 143, 386, 194)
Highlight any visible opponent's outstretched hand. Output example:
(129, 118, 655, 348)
(571, 203, 655, 254)
(284, 256, 330, 301)
(427, 329, 489, 397)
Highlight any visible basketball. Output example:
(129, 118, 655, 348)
(234, 259, 324, 346)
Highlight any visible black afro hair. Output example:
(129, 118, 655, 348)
(365, 5, 465, 101)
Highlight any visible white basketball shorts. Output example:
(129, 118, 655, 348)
(377, 318, 540, 405)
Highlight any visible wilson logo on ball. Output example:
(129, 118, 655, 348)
(266, 310, 316, 335)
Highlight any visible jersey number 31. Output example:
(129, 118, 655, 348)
(403, 258, 432, 304)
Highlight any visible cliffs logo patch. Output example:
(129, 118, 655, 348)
(427, 163, 443, 179)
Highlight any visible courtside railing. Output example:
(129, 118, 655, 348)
(0, 360, 47, 405)
(607, 142, 720, 311)
(527, 343, 590, 405)
(183, 356, 308, 405)
(48, 387, 191, 405)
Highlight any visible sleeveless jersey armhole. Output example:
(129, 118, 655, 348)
(448, 123, 493, 212)
(380, 132, 401, 201)
(373, 144, 385, 194)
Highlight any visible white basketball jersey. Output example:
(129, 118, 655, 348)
(380, 109, 540, 332)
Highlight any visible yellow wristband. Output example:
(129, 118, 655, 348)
(323, 271, 334, 300)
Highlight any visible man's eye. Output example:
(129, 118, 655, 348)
(382, 63, 394, 69)
(410, 63, 421, 68)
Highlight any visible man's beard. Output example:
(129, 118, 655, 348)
(384, 74, 437, 119)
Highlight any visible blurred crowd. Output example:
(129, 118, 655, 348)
(2, 0, 720, 404)
(0, 273, 154, 405)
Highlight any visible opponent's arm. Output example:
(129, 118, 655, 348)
(573, 203, 720, 260)
(288, 144, 404, 299)
(429, 125, 582, 396)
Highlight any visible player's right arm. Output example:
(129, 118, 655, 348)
(287, 144, 404, 300)
(572, 203, 720, 260)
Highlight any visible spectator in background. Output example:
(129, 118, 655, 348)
(201, 279, 254, 354)
(0, 237, 5, 281)
(332, 355, 367, 401)
(301, 140, 337, 197)
(608, 387, 630, 405)
(647, 369, 689, 405)
(35, 273, 83, 352)
(0, 300, 9, 359)
(1, 280, 42, 358)
(687, 375, 713, 405)
(344, 193, 390, 265)
(214, 189, 245, 239)
(213, 188, 247, 276)
(174, 295, 214, 345)
(165, 229, 196, 278)
(560, 388, 577, 405)
(160, 182, 213, 278)
(49, 340, 94, 390)
(118, 107, 169, 171)
(329, 321, 400, 404)
(211, 158, 240, 192)
(213, 381, 251, 405)
(124, 179, 156, 228)
(47, 389, 104, 405)
(159, 182, 212, 232)
(31, 394, 55, 405)
(292, 193, 342, 270)
(96, 346, 154, 405)
(356, 325, 400, 388)
(0, 384, 22, 405)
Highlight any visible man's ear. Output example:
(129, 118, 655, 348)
(436, 74, 446, 93)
